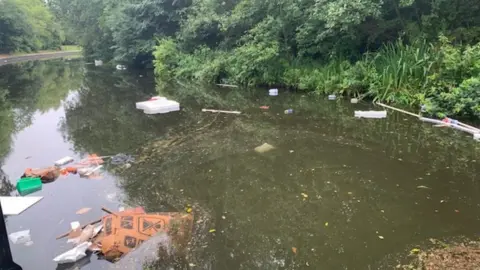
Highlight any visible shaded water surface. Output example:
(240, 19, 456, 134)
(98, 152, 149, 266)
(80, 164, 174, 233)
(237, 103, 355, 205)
(1, 59, 480, 269)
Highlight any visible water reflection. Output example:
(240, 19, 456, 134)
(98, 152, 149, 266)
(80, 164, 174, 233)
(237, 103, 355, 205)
(60, 68, 157, 155)
(0, 168, 14, 196)
(1, 59, 480, 269)
(0, 59, 84, 163)
(61, 77, 480, 269)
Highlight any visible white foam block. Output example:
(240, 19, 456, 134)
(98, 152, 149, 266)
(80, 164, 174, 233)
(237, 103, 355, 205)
(135, 97, 167, 110)
(143, 100, 180, 114)
(0, 196, 43, 215)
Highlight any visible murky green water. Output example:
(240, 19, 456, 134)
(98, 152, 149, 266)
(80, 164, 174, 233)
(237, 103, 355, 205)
(1, 59, 480, 269)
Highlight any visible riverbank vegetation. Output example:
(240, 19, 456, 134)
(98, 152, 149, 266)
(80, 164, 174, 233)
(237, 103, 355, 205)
(0, 0, 65, 53)
(30, 0, 480, 117)
(151, 0, 480, 118)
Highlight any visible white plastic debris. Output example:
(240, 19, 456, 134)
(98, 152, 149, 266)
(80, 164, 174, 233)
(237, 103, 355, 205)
(84, 165, 103, 176)
(68, 225, 94, 245)
(70, 221, 81, 230)
(135, 96, 167, 110)
(116, 64, 127, 70)
(0, 196, 43, 215)
(54, 156, 74, 166)
(350, 98, 358, 104)
(254, 143, 275, 153)
(202, 109, 241, 114)
(143, 100, 180, 114)
(53, 242, 91, 264)
(8, 230, 31, 245)
(328, 94, 336, 100)
(269, 89, 278, 96)
(77, 168, 90, 176)
(354, 110, 387, 119)
(93, 224, 103, 237)
(94, 60, 103, 66)
(136, 97, 179, 114)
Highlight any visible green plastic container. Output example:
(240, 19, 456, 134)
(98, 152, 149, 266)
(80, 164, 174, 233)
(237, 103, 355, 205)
(16, 177, 42, 196)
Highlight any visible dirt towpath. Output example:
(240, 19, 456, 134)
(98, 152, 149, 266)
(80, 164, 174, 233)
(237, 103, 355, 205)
(0, 51, 82, 66)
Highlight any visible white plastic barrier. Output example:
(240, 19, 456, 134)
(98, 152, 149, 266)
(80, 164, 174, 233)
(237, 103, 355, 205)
(143, 100, 180, 114)
(136, 97, 180, 114)
(135, 96, 167, 110)
(354, 111, 387, 119)
(269, 89, 278, 96)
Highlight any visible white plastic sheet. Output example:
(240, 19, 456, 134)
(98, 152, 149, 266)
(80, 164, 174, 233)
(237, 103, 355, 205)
(0, 196, 43, 215)
(354, 111, 387, 119)
(8, 230, 31, 245)
(53, 242, 91, 264)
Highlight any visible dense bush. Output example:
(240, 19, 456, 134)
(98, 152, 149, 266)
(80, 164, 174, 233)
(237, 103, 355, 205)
(154, 35, 480, 117)
(50, 0, 480, 118)
(0, 0, 63, 53)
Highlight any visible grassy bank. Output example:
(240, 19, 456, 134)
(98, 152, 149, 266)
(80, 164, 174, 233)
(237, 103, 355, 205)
(0, 45, 82, 59)
(59, 45, 82, 51)
(153, 37, 480, 118)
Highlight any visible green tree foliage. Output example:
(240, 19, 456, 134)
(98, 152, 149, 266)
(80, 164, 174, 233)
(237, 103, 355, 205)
(0, 0, 64, 53)
(48, 0, 480, 117)
(148, 0, 480, 118)
(52, 0, 189, 64)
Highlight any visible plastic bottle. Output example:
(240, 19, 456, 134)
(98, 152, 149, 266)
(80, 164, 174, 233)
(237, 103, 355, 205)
(420, 104, 427, 113)
(54, 156, 74, 166)
(269, 89, 278, 96)
(284, 109, 293, 114)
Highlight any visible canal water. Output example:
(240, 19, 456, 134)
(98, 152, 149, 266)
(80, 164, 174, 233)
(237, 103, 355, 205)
(1, 59, 480, 269)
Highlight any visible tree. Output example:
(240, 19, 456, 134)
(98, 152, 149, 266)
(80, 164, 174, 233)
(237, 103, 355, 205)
(0, 0, 64, 53)
(0, 0, 34, 53)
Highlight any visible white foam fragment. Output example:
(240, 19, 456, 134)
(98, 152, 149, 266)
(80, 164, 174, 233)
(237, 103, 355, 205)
(0, 196, 43, 215)
(143, 99, 180, 114)
(354, 110, 387, 119)
(135, 97, 167, 110)
(53, 242, 90, 264)
(8, 230, 31, 245)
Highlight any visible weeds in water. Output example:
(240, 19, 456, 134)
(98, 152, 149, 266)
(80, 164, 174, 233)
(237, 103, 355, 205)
(369, 40, 436, 104)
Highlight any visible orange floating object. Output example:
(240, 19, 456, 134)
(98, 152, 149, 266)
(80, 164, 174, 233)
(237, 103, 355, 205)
(60, 167, 78, 175)
(92, 208, 193, 262)
(87, 154, 104, 164)
(23, 167, 61, 183)
(76, 154, 105, 166)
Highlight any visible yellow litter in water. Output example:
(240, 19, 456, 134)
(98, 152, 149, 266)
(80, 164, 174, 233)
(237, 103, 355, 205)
(254, 143, 275, 153)
(410, 248, 421, 254)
